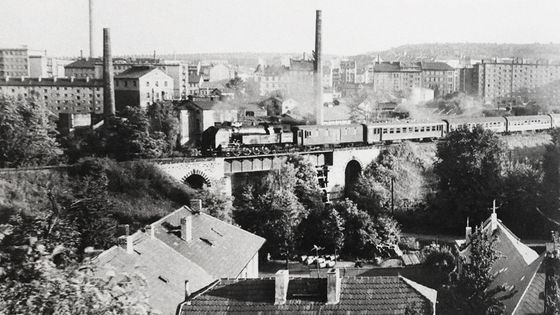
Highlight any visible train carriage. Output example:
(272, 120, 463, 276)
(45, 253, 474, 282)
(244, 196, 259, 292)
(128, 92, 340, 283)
(365, 121, 445, 144)
(549, 114, 560, 128)
(443, 117, 507, 133)
(505, 115, 552, 133)
(293, 124, 365, 146)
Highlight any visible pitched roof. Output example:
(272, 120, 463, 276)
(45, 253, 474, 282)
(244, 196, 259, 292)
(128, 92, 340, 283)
(65, 58, 102, 69)
(115, 66, 158, 79)
(289, 59, 314, 72)
(459, 213, 541, 314)
(189, 74, 203, 84)
(94, 231, 215, 315)
(420, 61, 454, 71)
(152, 206, 266, 278)
(374, 62, 402, 72)
(179, 275, 436, 314)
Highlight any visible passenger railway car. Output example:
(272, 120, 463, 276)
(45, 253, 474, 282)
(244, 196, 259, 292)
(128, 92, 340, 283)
(550, 114, 560, 128)
(293, 124, 365, 146)
(443, 117, 507, 133)
(504, 115, 551, 133)
(365, 121, 445, 144)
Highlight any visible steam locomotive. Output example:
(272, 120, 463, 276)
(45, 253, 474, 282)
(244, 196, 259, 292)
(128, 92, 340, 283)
(201, 114, 560, 156)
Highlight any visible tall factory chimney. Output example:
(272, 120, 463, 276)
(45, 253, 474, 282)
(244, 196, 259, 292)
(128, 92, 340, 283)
(314, 10, 324, 125)
(103, 28, 115, 121)
(89, 0, 94, 58)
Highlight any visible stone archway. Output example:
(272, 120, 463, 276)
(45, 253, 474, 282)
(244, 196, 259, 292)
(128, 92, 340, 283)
(344, 159, 362, 195)
(182, 169, 212, 189)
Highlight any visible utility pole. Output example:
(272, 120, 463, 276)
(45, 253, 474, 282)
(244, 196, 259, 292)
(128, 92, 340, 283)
(391, 177, 395, 215)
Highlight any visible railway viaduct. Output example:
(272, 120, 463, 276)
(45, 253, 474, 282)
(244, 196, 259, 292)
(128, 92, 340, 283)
(153, 146, 381, 200)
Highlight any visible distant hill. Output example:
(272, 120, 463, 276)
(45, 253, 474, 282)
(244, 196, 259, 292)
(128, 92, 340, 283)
(353, 43, 560, 67)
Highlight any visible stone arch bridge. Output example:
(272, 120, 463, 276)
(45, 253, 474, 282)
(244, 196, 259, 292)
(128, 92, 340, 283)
(153, 146, 380, 200)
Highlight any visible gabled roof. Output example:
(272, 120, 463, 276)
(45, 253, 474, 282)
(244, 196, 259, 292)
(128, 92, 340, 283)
(115, 66, 159, 79)
(459, 213, 541, 314)
(179, 275, 436, 315)
(189, 74, 203, 84)
(152, 206, 265, 278)
(374, 62, 401, 72)
(94, 231, 214, 315)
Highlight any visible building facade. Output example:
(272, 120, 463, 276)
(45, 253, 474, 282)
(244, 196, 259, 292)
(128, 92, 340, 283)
(29, 55, 72, 78)
(373, 62, 422, 96)
(474, 58, 560, 106)
(420, 62, 456, 97)
(0, 76, 103, 114)
(0, 48, 29, 77)
(340, 60, 357, 84)
(114, 66, 174, 110)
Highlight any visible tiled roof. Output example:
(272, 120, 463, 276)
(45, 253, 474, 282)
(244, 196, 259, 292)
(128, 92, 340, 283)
(420, 62, 454, 71)
(65, 58, 102, 69)
(189, 74, 203, 84)
(94, 231, 215, 315)
(290, 59, 314, 72)
(512, 255, 545, 315)
(179, 275, 436, 315)
(115, 66, 157, 79)
(459, 214, 541, 315)
(153, 206, 266, 278)
(0, 77, 103, 87)
(374, 62, 401, 72)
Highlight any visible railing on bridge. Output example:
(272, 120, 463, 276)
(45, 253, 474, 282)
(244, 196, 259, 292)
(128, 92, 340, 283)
(223, 150, 333, 174)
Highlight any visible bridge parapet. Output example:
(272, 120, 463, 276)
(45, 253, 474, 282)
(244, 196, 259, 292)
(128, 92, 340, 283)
(223, 150, 332, 174)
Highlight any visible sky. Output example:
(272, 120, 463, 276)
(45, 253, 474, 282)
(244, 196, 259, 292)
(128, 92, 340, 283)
(1, 0, 560, 57)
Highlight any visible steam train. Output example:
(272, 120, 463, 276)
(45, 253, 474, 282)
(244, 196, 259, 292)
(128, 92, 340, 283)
(201, 114, 560, 156)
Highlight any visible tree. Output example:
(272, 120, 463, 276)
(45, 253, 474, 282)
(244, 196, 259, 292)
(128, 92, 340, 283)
(434, 126, 506, 231)
(147, 102, 179, 152)
(446, 229, 512, 315)
(299, 206, 345, 255)
(0, 96, 61, 168)
(542, 128, 560, 221)
(333, 199, 380, 258)
(0, 230, 151, 314)
(374, 214, 401, 246)
(285, 154, 324, 210)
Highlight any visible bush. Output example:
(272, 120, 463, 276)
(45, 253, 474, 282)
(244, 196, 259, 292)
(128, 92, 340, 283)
(421, 243, 456, 271)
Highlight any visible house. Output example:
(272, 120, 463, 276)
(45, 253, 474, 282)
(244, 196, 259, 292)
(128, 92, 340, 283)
(178, 268, 437, 314)
(187, 74, 204, 96)
(457, 205, 545, 315)
(114, 66, 174, 110)
(94, 200, 265, 315)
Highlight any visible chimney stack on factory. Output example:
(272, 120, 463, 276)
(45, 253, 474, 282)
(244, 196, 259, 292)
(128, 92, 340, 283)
(103, 28, 115, 122)
(89, 0, 94, 58)
(314, 10, 324, 125)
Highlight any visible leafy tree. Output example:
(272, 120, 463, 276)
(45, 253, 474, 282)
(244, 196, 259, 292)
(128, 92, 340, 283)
(434, 126, 506, 231)
(194, 183, 234, 223)
(147, 102, 179, 152)
(333, 199, 380, 258)
(285, 154, 324, 210)
(446, 229, 512, 315)
(500, 161, 546, 238)
(0, 229, 151, 314)
(299, 206, 345, 255)
(347, 173, 388, 215)
(0, 96, 61, 168)
(374, 214, 401, 246)
(542, 128, 560, 221)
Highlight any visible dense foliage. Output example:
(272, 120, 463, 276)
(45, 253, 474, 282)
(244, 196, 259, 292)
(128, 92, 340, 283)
(0, 96, 61, 168)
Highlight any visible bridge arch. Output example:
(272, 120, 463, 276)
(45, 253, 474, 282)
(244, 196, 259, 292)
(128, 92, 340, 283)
(344, 159, 363, 194)
(182, 169, 212, 189)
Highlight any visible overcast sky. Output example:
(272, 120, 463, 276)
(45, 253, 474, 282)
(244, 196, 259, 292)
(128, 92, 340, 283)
(1, 0, 560, 57)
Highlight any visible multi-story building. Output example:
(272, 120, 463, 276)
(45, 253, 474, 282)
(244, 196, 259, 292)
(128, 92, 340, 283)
(373, 62, 422, 96)
(473, 58, 560, 106)
(252, 64, 289, 96)
(420, 62, 456, 97)
(0, 76, 103, 114)
(340, 60, 357, 84)
(65, 58, 185, 99)
(29, 55, 72, 78)
(0, 48, 29, 77)
(114, 66, 174, 110)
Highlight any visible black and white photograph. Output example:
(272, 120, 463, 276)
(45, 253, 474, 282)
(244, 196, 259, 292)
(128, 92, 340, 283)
(1, 0, 560, 314)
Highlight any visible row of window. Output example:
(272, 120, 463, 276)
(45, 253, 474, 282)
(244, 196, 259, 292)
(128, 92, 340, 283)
(374, 125, 443, 134)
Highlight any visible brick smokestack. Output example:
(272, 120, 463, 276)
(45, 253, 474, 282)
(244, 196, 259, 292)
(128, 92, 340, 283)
(103, 28, 115, 121)
(314, 10, 324, 125)
(89, 0, 94, 58)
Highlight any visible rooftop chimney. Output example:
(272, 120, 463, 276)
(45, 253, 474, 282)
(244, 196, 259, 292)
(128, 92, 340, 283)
(145, 224, 155, 238)
(465, 217, 472, 242)
(103, 28, 115, 122)
(490, 200, 498, 233)
(118, 235, 133, 254)
(274, 270, 290, 305)
(189, 199, 202, 213)
(181, 216, 192, 242)
(326, 268, 341, 304)
(184, 280, 191, 299)
(314, 10, 324, 125)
